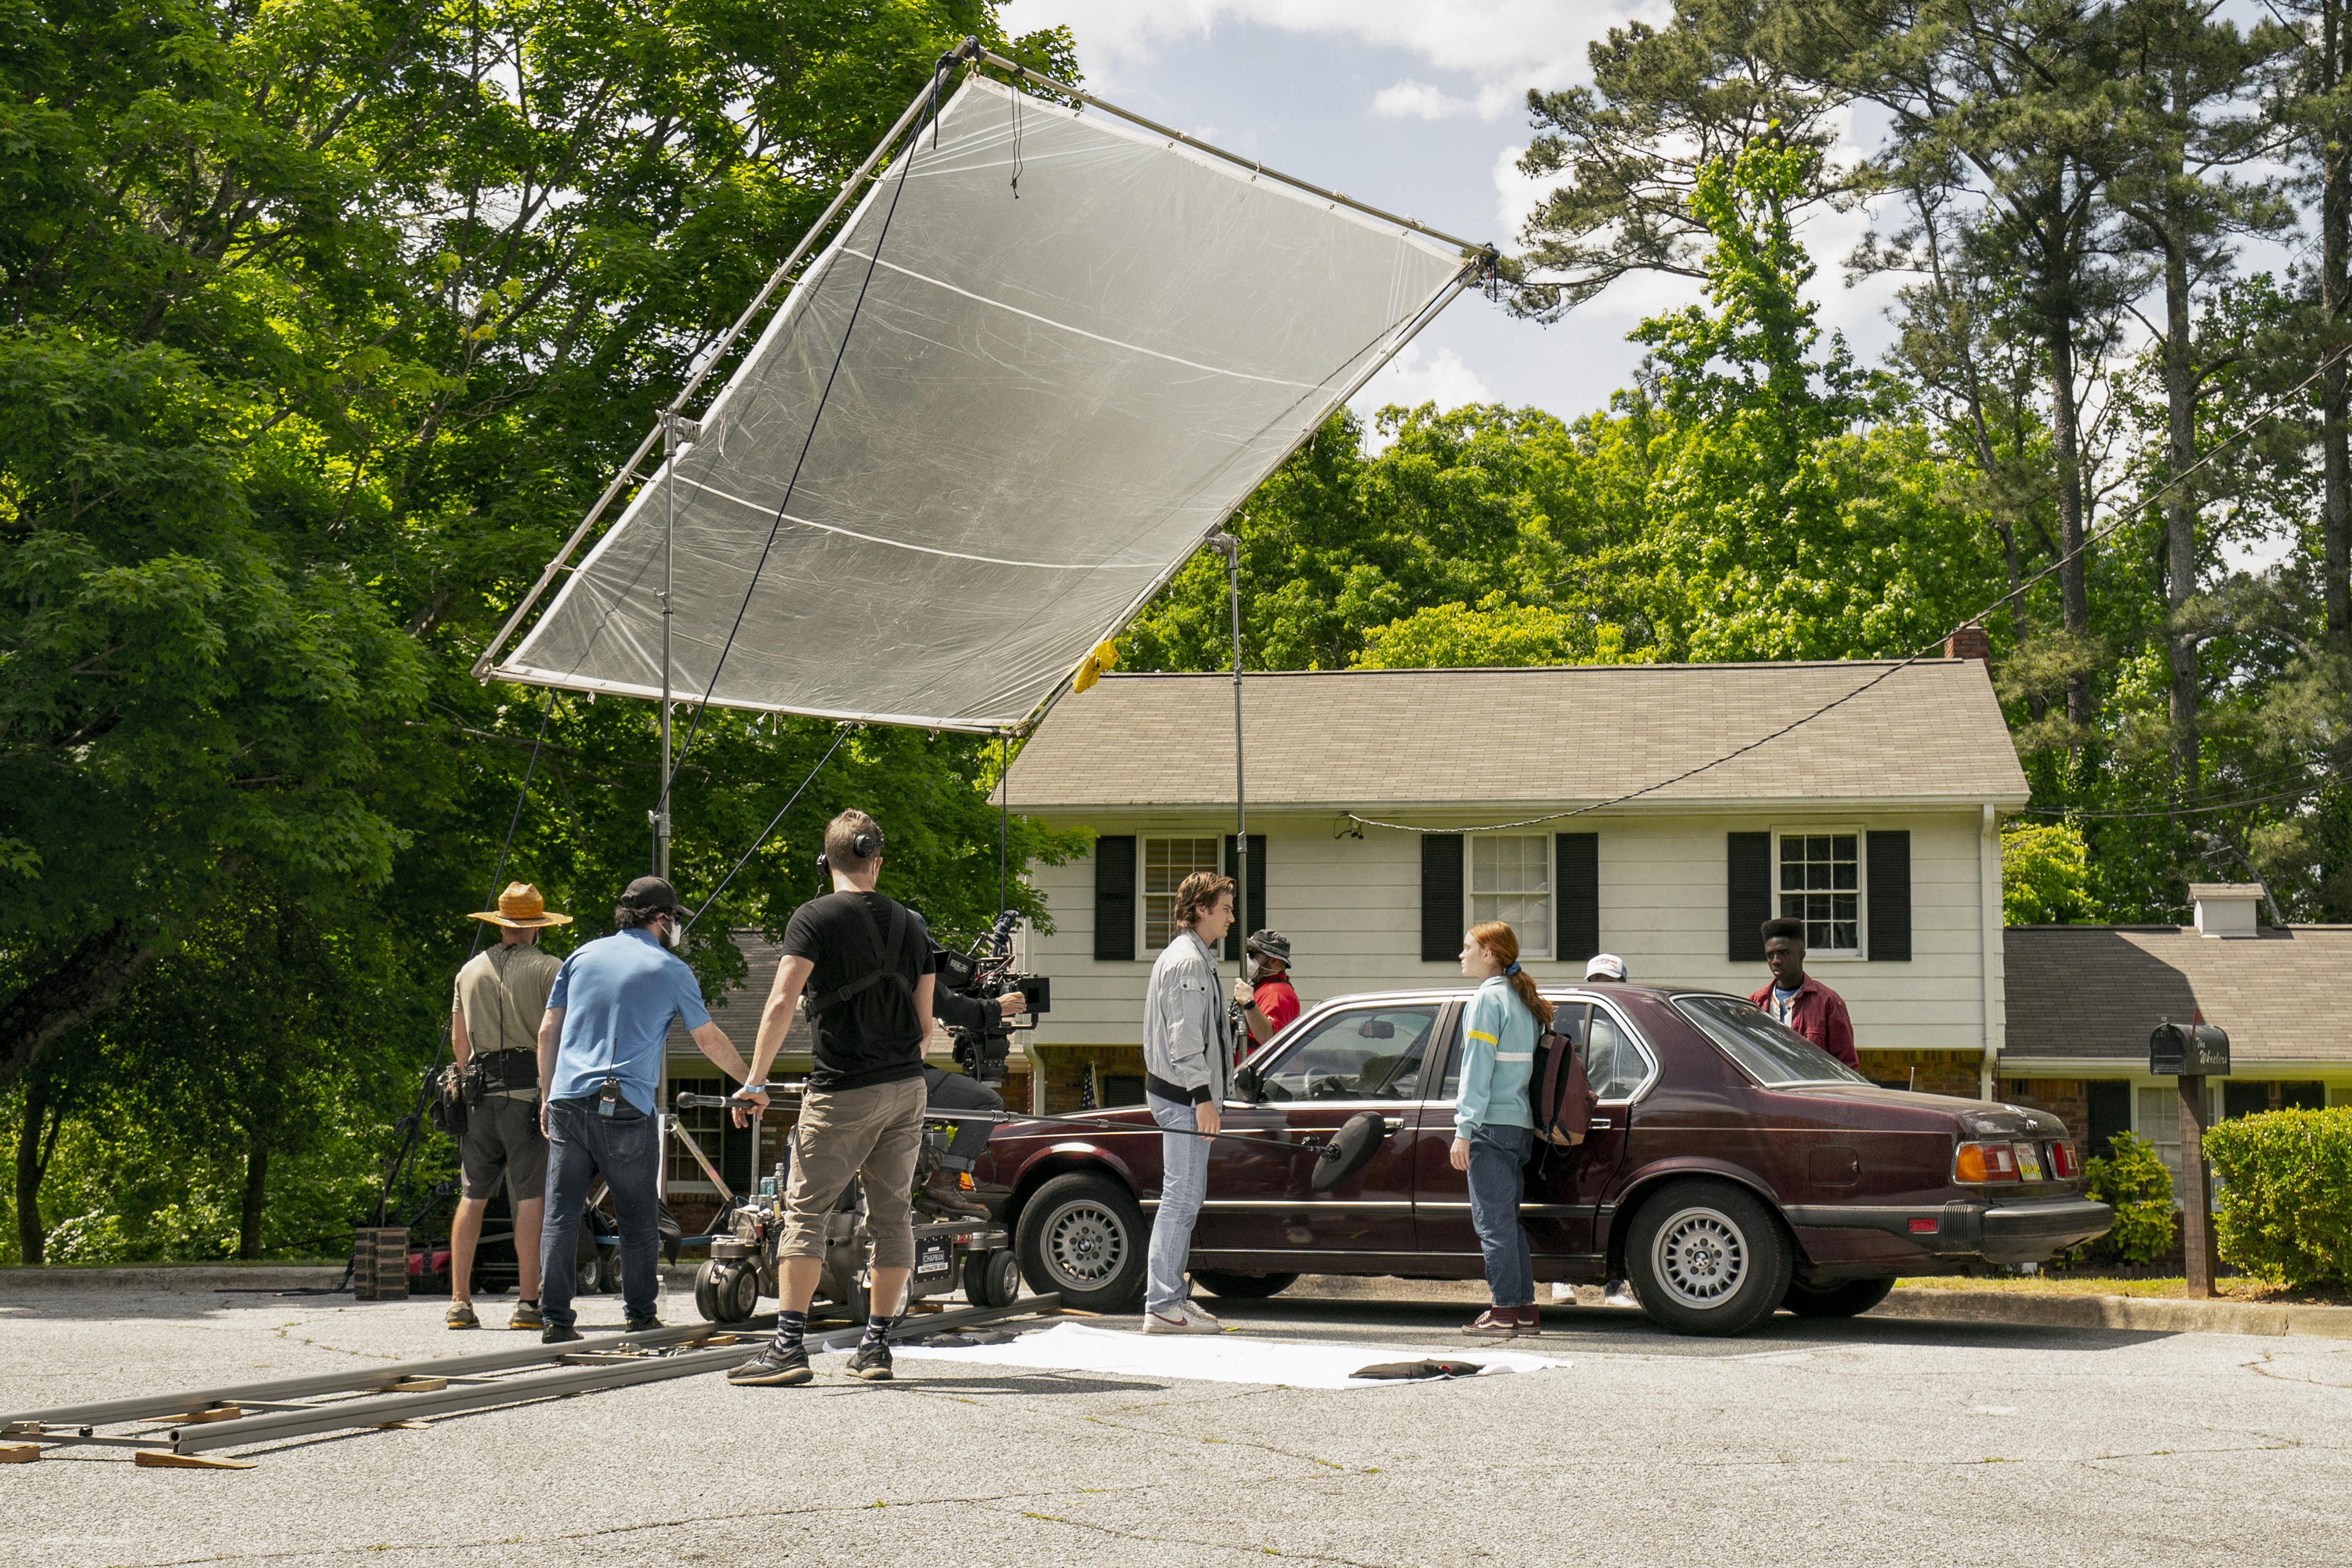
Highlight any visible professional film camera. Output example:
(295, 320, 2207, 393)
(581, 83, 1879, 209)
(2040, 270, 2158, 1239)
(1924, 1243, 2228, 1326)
(934, 909, 1050, 1086)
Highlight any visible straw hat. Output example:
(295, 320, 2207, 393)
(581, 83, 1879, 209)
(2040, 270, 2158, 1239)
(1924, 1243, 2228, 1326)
(469, 882, 573, 929)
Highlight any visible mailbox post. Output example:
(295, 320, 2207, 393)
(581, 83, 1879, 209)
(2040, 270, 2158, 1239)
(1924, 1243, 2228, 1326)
(2149, 1020, 2230, 1299)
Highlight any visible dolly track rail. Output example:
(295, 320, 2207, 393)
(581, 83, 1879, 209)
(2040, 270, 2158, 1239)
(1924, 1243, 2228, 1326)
(4, 1295, 1057, 1460)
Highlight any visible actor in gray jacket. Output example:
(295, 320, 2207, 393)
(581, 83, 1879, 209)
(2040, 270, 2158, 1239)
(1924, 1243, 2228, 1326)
(1139, 869, 1237, 1333)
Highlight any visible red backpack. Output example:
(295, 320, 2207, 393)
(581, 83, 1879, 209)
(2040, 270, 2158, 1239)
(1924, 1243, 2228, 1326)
(1530, 1017, 1598, 1148)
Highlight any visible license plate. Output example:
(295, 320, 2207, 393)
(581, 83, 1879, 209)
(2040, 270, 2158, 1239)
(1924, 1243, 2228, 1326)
(915, 1240, 952, 1278)
(2013, 1142, 2044, 1181)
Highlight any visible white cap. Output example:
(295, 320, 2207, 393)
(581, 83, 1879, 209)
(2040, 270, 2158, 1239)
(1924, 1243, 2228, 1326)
(1584, 953, 1628, 982)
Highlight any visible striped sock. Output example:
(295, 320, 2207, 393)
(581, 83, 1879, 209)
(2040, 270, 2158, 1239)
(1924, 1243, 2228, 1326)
(770, 1310, 806, 1355)
(861, 1312, 898, 1351)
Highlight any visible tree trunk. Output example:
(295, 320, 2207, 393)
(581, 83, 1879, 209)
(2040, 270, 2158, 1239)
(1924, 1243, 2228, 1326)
(240, 1140, 268, 1262)
(2046, 320, 2095, 731)
(2325, 1, 2352, 650)
(15, 1078, 51, 1266)
(0, 921, 156, 1093)
(2162, 214, 2199, 785)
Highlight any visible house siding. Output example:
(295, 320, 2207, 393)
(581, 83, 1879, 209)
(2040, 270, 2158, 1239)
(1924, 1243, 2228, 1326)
(1021, 808, 1994, 1060)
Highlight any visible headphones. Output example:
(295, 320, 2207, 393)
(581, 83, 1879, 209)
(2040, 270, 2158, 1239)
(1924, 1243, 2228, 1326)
(815, 827, 883, 877)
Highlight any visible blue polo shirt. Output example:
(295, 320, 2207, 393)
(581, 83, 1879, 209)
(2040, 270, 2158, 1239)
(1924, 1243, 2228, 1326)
(546, 928, 711, 1114)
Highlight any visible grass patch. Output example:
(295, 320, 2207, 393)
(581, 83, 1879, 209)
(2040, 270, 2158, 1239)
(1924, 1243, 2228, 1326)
(1895, 1274, 2351, 1307)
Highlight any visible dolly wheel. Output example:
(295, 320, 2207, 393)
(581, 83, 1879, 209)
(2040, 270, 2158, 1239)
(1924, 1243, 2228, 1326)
(964, 1249, 1022, 1308)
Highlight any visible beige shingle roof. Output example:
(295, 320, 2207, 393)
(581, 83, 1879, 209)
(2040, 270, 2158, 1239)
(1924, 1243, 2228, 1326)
(2005, 926, 2352, 1064)
(1000, 661, 2027, 811)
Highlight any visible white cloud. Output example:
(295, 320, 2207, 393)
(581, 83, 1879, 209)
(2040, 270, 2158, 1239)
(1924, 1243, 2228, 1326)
(1372, 80, 1479, 121)
(999, 0, 1640, 102)
(1350, 342, 1495, 432)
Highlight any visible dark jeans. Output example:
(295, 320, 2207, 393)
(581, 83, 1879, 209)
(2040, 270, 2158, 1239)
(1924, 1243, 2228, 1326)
(1466, 1123, 1535, 1309)
(923, 1064, 1003, 1167)
(540, 1096, 660, 1328)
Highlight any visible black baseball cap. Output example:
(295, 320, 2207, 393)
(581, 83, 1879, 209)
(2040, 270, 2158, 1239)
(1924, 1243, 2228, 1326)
(618, 875, 683, 916)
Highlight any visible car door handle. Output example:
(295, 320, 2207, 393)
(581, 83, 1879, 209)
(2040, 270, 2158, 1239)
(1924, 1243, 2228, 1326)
(1588, 1117, 1612, 1131)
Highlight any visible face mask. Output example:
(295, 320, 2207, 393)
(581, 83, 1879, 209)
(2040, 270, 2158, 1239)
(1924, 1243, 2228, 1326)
(661, 917, 684, 951)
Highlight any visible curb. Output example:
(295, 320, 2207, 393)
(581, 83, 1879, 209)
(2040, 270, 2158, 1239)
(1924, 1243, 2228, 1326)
(0, 1263, 711, 1295)
(1875, 1287, 2352, 1340)
(0, 1266, 347, 1293)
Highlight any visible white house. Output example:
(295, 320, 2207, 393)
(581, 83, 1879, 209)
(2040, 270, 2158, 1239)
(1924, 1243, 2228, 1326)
(998, 654, 2031, 1114)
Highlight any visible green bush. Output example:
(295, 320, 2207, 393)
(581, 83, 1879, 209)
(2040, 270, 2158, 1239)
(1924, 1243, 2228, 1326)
(2204, 1108, 2352, 1289)
(2068, 1131, 2176, 1266)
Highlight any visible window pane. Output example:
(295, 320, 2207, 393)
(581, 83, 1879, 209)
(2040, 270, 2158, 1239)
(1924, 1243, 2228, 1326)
(1469, 835, 1550, 959)
(1586, 1009, 1649, 1100)
(1142, 837, 1220, 950)
(1675, 995, 1868, 1085)
(1260, 1006, 1439, 1102)
(1778, 832, 1861, 953)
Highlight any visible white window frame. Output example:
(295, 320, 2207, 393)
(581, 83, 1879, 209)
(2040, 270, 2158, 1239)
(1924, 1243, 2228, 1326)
(1138, 834, 1224, 955)
(1772, 826, 1866, 961)
(1464, 833, 1554, 962)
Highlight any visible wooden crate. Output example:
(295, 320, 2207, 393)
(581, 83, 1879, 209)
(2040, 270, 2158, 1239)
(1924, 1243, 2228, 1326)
(351, 1227, 410, 1300)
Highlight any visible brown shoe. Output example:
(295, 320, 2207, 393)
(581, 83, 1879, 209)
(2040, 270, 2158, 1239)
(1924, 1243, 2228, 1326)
(1466, 1308, 1520, 1336)
(1515, 1305, 1541, 1335)
(916, 1170, 988, 1220)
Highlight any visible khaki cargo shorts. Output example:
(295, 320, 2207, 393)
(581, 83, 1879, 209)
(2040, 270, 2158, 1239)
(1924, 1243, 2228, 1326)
(778, 1075, 926, 1270)
(459, 1093, 547, 1203)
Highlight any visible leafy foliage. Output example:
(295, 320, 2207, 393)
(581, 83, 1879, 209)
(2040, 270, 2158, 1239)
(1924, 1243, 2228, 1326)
(2072, 1130, 2178, 1266)
(2205, 1108, 2352, 1288)
(2002, 823, 2093, 925)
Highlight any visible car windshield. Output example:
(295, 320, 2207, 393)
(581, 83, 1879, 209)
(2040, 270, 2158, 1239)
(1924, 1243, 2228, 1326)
(1674, 995, 1871, 1086)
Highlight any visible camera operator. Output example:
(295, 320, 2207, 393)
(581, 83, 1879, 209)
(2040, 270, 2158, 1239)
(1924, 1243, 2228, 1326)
(919, 958, 1027, 1219)
(445, 883, 569, 1331)
(1230, 928, 1299, 1048)
(729, 810, 934, 1389)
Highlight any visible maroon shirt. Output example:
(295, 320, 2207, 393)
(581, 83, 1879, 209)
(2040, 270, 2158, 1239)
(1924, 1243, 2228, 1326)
(1748, 975, 1858, 1069)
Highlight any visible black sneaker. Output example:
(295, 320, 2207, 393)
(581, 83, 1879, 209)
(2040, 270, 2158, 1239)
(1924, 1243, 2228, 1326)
(623, 1315, 662, 1334)
(846, 1340, 894, 1381)
(728, 1342, 812, 1386)
(541, 1323, 584, 1345)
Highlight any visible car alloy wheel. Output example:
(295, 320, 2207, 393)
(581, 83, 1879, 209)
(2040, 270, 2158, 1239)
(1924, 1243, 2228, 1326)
(1623, 1178, 1794, 1337)
(1043, 1198, 1127, 1288)
(1013, 1172, 1147, 1312)
(1651, 1206, 1748, 1309)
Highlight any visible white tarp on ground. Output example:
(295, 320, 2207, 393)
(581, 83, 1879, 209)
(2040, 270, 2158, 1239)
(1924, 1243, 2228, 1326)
(495, 75, 1472, 731)
(892, 1322, 1565, 1389)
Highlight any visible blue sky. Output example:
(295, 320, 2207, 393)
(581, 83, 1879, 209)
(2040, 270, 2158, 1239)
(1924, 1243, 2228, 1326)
(998, 0, 1910, 428)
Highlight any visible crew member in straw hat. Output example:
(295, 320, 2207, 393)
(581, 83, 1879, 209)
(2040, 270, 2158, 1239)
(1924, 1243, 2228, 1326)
(446, 882, 571, 1330)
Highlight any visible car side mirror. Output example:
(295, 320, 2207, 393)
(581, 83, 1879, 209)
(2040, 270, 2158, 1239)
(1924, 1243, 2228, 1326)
(1234, 1064, 1263, 1102)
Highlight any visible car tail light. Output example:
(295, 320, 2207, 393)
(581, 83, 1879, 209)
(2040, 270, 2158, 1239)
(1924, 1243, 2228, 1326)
(1954, 1140, 2018, 1183)
(2048, 1140, 2081, 1179)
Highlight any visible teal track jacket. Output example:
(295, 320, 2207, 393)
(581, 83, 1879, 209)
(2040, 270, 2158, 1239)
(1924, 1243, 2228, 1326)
(1454, 976, 1537, 1136)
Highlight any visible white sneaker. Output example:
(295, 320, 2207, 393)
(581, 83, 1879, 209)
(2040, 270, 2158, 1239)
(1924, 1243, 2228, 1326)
(1142, 1301, 1224, 1334)
(1604, 1281, 1638, 1309)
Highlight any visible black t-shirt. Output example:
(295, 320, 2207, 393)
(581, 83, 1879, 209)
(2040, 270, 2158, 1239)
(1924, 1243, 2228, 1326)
(782, 891, 931, 1092)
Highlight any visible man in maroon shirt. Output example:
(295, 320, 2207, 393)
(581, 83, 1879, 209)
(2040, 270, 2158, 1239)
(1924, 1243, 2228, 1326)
(1749, 917, 1859, 1069)
(1231, 929, 1300, 1047)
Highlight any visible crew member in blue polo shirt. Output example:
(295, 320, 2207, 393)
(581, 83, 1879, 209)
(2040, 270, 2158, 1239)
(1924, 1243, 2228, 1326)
(535, 875, 760, 1342)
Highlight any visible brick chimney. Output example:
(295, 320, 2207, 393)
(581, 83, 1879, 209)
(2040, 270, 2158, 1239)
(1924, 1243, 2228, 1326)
(1945, 622, 1991, 662)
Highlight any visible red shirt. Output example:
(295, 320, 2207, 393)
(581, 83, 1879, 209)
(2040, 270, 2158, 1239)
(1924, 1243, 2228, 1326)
(1747, 975, 1858, 1069)
(1253, 976, 1300, 1039)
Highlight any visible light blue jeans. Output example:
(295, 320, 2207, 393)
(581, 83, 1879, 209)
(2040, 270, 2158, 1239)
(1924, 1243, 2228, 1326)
(1466, 1123, 1535, 1309)
(1146, 1093, 1212, 1311)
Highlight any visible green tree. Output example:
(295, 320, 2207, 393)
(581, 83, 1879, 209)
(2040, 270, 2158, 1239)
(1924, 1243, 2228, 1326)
(2002, 822, 2092, 923)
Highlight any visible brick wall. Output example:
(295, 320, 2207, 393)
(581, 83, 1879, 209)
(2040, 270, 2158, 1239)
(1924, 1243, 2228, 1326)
(2000, 1076, 2090, 1159)
(1039, 1045, 1149, 1114)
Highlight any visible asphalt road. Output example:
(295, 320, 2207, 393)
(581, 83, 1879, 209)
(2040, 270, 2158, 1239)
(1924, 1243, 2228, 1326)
(4, 1277, 2346, 1568)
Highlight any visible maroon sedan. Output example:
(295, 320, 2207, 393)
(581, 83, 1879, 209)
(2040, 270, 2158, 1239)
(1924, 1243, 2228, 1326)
(974, 984, 2112, 1336)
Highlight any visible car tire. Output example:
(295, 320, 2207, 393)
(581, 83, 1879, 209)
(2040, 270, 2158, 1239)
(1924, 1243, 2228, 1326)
(964, 1248, 1023, 1309)
(1624, 1180, 1794, 1338)
(1014, 1172, 1148, 1313)
(1191, 1270, 1299, 1300)
(1781, 1277, 1895, 1319)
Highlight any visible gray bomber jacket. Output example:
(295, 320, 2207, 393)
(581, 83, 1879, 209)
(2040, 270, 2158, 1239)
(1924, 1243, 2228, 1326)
(1141, 928, 1233, 1106)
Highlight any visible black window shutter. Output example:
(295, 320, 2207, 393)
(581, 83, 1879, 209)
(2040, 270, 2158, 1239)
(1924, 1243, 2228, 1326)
(1223, 834, 1265, 962)
(1093, 835, 1136, 961)
(1727, 832, 1772, 962)
(1867, 829, 1912, 961)
(1421, 835, 1464, 963)
(1555, 833, 1599, 963)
